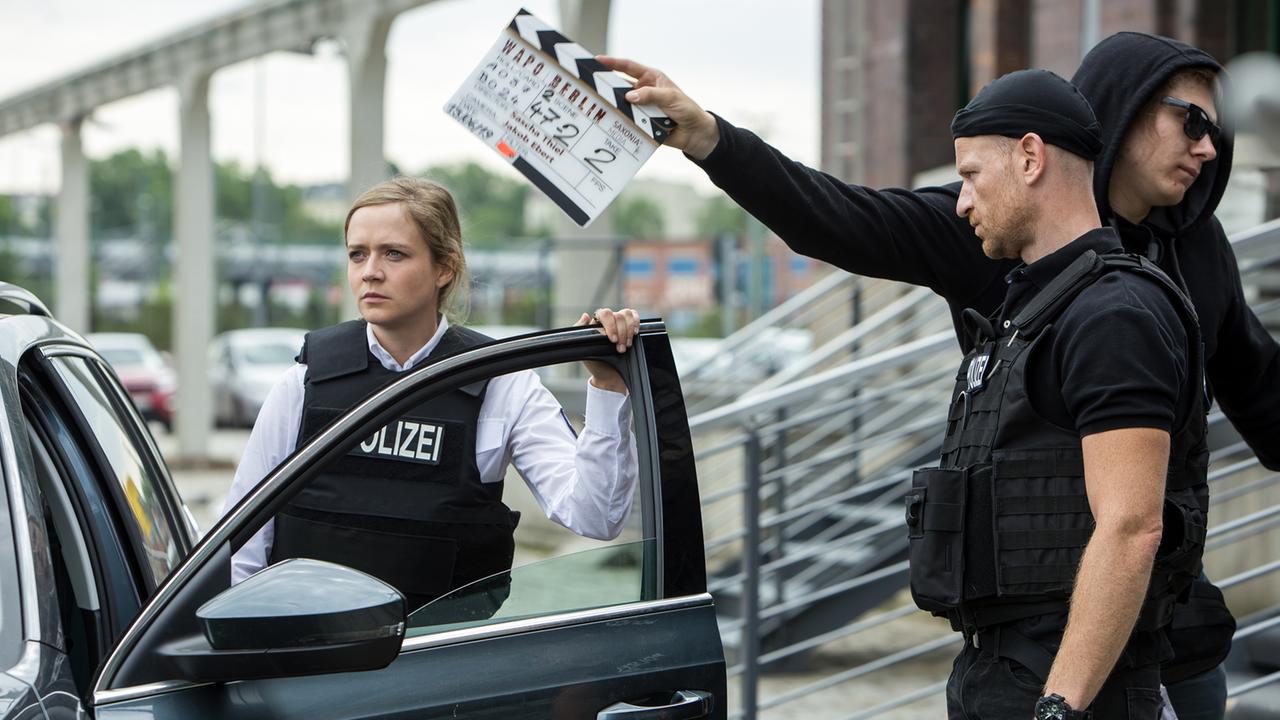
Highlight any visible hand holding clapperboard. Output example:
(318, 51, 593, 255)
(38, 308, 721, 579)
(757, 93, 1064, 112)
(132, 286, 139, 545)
(444, 8, 675, 227)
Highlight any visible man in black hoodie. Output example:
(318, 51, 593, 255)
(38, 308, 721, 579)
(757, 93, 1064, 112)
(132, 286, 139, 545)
(600, 30, 1276, 719)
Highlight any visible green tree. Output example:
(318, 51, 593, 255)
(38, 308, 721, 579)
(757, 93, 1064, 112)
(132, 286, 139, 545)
(87, 150, 342, 248)
(89, 148, 173, 240)
(279, 184, 342, 245)
(0, 197, 18, 283)
(422, 162, 529, 247)
(0, 196, 16, 235)
(696, 195, 749, 238)
(214, 160, 256, 223)
(35, 196, 53, 237)
(212, 160, 343, 245)
(614, 195, 665, 239)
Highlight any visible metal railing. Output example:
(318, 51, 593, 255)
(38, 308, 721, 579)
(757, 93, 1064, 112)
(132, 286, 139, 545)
(692, 217, 1280, 718)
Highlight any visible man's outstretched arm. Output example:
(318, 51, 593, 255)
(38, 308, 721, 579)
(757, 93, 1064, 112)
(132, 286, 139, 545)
(597, 55, 1009, 304)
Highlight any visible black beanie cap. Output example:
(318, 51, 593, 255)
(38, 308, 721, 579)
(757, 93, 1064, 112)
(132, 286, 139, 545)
(951, 69, 1103, 161)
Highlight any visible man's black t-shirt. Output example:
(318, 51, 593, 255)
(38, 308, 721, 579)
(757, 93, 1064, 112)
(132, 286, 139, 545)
(1002, 229, 1192, 439)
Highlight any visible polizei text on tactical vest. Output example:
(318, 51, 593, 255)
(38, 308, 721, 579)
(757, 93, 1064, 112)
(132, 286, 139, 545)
(966, 352, 991, 393)
(355, 420, 444, 465)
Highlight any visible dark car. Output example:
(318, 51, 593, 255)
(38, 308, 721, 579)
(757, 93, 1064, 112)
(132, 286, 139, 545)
(0, 282, 726, 719)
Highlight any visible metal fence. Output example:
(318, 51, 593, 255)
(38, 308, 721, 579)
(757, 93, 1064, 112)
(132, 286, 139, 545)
(690, 217, 1280, 719)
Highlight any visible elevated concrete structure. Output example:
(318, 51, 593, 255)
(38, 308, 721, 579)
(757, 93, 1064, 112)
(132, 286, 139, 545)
(0, 0, 435, 460)
(0, 0, 616, 460)
(0, 0, 424, 137)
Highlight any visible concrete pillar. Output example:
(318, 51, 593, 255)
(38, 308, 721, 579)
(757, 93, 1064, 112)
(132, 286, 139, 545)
(344, 11, 393, 202)
(820, 0, 867, 183)
(1032, 0, 1084, 79)
(859, 1, 911, 188)
(174, 72, 215, 462)
(1081, 0, 1101, 57)
(1189, 0, 1232, 63)
(1266, 166, 1280, 221)
(905, 0, 964, 178)
(341, 9, 394, 321)
(551, 0, 617, 327)
(55, 118, 90, 332)
(558, 0, 611, 47)
(968, 0, 1031, 94)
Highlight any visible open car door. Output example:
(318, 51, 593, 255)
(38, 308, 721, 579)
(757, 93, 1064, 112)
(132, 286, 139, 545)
(89, 322, 726, 719)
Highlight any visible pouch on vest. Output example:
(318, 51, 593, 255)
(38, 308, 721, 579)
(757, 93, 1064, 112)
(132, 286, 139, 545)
(1135, 495, 1210, 633)
(907, 467, 967, 614)
(990, 449, 1093, 598)
(1162, 578, 1237, 684)
(1155, 494, 1208, 579)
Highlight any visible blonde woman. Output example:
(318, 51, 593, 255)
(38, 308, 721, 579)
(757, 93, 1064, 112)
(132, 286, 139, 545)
(222, 177, 639, 610)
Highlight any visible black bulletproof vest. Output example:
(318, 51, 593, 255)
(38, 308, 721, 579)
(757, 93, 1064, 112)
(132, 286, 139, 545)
(906, 250, 1210, 633)
(270, 320, 519, 606)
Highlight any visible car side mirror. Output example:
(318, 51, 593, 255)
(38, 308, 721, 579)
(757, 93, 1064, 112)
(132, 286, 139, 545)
(160, 558, 406, 683)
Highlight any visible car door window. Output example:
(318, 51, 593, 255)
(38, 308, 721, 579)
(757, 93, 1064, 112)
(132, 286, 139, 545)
(43, 356, 183, 588)
(407, 539, 652, 633)
(243, 355, 651, 636)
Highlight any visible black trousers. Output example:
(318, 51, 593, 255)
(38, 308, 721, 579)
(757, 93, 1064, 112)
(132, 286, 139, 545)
(945, 641, 1166, 719)
(1165, 664, 1227, 720)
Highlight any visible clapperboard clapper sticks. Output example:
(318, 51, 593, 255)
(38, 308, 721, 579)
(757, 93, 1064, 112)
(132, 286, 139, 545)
(444, 8, 676, 227)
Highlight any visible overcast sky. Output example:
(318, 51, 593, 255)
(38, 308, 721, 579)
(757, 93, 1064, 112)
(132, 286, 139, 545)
(0, 0, 820, 194)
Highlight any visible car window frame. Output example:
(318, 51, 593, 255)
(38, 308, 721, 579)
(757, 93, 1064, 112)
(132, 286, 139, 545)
(17, 362, 147, 639)
(0, 382, 29, 671)
(25, 419, 103, 608)
(93, 323, 707, 699)
(638, 329, 708, 599)
(30, 346, 193, 590)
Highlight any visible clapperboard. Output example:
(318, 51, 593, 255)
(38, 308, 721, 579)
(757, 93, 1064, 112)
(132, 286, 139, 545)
(444, 8, 675, 227)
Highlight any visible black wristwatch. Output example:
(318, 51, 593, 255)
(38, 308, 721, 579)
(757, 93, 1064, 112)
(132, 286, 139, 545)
(1034, 694, 1089, 720)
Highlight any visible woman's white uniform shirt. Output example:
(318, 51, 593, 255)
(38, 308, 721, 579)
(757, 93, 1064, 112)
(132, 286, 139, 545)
(223, 317, 639, 583)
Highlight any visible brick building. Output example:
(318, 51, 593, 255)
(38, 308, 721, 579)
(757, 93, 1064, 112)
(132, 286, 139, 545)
(821, 0, 1280, 188)
(623, 237, 818, 332)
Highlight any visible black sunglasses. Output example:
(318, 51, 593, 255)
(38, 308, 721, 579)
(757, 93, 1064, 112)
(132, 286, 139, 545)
(1161, 96, 1222, 146)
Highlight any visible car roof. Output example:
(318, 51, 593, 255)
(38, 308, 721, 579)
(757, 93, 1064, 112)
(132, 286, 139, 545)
(0, 313, 89, 365)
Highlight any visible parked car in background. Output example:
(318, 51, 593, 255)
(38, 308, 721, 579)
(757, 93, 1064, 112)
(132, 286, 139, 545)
(209, 327, 307, 427)
(85, 331, 177, 432)
(1, 282, 726, 718)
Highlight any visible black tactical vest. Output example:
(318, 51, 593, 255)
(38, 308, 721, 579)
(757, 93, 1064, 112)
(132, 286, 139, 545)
(270, 320, 519, 607)
(906, 250, 1210, 633)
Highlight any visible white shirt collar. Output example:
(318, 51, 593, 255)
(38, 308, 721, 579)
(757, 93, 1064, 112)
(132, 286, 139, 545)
(365, 316, 450, 372)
